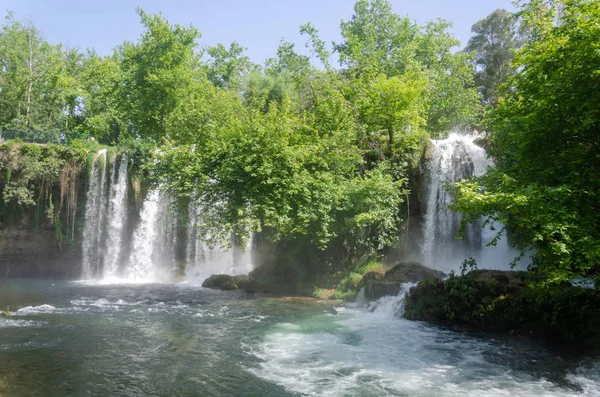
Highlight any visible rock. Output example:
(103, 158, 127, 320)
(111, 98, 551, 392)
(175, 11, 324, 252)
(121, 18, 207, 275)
(361, 262, 444, 301)
(361, 271, 385, 284)
(233, 275, 259, 292)
(468, 269, 526, 293)
(384, 261, 444, 283)
(202, 274, 238, 290)
(364, 281, 401, 301)
(403, 269, 600, 351)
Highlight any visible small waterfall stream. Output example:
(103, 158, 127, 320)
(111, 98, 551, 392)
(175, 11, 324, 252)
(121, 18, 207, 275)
(185, 199, 253, 282)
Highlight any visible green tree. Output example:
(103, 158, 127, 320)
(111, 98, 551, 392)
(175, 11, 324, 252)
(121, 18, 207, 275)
(333, 0, 478, 137)
(0, 12, 82, 140)
(206, 41, 255, 90)
(465, 9, 526, 105)
(119, 8, 201, 141)
(452, 0, 600, 285)
(76, 52, 124, 144)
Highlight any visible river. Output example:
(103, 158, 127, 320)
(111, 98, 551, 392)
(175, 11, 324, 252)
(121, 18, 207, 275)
(0, 279, 598, 396)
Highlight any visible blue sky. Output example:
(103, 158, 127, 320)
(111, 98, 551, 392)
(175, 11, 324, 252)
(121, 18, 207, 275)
(2, 0, 515, 63)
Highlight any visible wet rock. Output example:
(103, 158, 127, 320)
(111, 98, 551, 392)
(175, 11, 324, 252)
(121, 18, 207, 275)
(403, 269, 600, 351)
(362, 262, 444, 301)
(233, 275, 259, 292)
(384, 261, 444, 283)
(364, 281, 402, 301)
(202, 274, 238, 290)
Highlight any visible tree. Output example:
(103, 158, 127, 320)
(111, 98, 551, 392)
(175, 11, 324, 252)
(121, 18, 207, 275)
(119, 8, 201, 141)
(76, 52, 124, 144)
(0, 13, 47, 129)
(206, 42, 255, 90)
(452, 0, 600, 285)
(0, 13, 82, 139)
(358, 73, 425, 155)
(465, 9, 526, 106)
(333, 0, 478, 137)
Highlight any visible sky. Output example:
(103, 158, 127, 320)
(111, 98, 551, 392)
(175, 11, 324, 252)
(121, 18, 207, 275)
(1, 0, 516, 64)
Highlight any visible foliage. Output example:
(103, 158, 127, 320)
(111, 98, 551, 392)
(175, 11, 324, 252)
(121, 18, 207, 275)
(331, 260, 386, 300)
(0, 12, 82, 138)
(334, 0, 479, 137)
(451, 0, 600, 285)
(206, 42, 256, 90)
(118, 8, 203, 141)
(0, 306, 11, 317)
(465, 9, 526, 106)
(0, 142, 94, 248)
(404, 270, 600, 348)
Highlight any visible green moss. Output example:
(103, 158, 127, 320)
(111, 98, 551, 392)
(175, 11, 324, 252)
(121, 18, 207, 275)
(312, 288, 335, 299)
(404, 270, 600, 349)
(329, 260, 386, 301)
(0, 307, 11, 317)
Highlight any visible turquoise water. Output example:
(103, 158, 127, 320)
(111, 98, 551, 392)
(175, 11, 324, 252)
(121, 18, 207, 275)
(0, 279, 598, 396)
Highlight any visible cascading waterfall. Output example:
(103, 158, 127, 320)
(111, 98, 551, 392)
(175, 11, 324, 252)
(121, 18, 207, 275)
(81, 169, 253, 282)
(81, 149, 108, 279)
(103, 155, 128, 278)
(186, 199, 207, 268)
(185, 198, 253, 282)
(126, 189, 178, 281)
(127, 189, 161, 280)
(421, 132, 517, 272)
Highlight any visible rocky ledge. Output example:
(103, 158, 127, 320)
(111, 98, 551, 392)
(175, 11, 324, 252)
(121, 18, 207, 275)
(202, 274, 259, 291)
(404, 269, 600, 351)
(361, 261, 444, 301)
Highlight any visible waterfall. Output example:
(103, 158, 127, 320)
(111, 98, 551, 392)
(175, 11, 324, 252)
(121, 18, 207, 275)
(81, 149, 108, 279)
(127, 189, 161, 280)
(103, 155, 128, 278)
(79, 156, 255, 283)
(126, 189, 178, 281)
(420, 133, 520, 272)
(185, 199, 253, 282)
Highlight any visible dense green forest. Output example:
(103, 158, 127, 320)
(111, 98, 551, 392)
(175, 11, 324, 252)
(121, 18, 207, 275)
(0, 0, 597, 286)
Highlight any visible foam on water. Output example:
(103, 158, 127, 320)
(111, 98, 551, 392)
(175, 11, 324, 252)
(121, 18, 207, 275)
(248, 285, 600, 397)
(14, 304, 57, 315)
(0, 318, 44, 328)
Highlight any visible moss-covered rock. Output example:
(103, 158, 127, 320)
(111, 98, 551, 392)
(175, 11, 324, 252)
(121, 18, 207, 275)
(404, 270, 600, 350)
(385, 261, 444, 282)
(202, 274, 238, 290)
(361, 261, 444, 301)
(233, 275, 259, 292)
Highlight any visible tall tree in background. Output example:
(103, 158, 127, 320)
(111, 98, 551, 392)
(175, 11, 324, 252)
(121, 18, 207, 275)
(76, 52, 124, 144)
(0, 13, 47, 130)
(0, 13, 81, 141)
(465, 9, 525, 106)
(206, 42, 255, 90)
(334, 0, 478, 137)
(119, 8, 202, 141)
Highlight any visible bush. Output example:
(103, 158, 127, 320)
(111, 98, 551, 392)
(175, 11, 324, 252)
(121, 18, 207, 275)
(404, 270, 600, 349)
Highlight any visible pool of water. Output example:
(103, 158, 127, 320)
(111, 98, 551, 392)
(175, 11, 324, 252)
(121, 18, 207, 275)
(0, 279, 598, 396)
